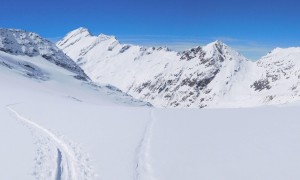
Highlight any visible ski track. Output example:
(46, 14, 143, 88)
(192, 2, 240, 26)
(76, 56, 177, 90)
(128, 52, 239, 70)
(56, 149, 63, 180)
(134, 109, 156, 180)
(7, 105, 94, 180)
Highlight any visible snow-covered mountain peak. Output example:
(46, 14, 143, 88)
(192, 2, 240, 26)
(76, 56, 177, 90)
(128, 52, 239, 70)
(56, 28, 122, 63)
(259, 47, 300, 65)
(207, 40, 225, 46)
(56, 29, 300, 108)
(0, 28, 89, 80)
(266, 47, 300, 56)
(67, 27, 92, 38)
(56, 27, 93, 49)
(203, 40, 245, 61)
(57, 29, 255, 107)
(57, 28, 116, 49)
(97, 33, 116, 41)
(179, 40, 230, 60)
(204, 40, 228, 50)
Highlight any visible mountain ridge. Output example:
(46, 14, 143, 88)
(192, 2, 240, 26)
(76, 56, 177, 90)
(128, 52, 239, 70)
(56, 27, 300, 108)
(57, 28, 252, 108)
(0, 28, 89, 80)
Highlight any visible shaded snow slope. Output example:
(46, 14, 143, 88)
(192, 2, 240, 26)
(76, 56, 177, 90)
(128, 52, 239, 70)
(0, 28, 88, 80)
(58, 28, 300, 108)
(0, 51, 150, 107)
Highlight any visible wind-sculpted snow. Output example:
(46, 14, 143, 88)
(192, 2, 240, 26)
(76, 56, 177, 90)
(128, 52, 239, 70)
(58, 28, 300, 108)
(0, 28, 89, 80)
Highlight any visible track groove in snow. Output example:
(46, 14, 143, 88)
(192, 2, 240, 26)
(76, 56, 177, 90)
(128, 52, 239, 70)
(134, 109, 156, 180)
(56, 149, 63, 180)
(7, 105, 95, 180)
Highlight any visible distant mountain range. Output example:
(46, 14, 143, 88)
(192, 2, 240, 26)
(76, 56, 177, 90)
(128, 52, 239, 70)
(56, 27, 300, 108)
(1, 27, 300, 108)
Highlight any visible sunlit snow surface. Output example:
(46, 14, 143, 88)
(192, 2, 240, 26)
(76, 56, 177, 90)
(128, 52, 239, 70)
(57, 28, 300, 108)
(1, 52, 300, 180)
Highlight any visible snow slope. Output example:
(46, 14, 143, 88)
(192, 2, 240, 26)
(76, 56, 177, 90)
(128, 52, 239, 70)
(57, 28, 300, 108)
(1, 28, 300, 180)
(2, 77, 300, 180)
(0, 29, 148, 179)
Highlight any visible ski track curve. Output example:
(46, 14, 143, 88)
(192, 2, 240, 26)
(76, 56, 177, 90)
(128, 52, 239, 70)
(7, 105, 95, 180)
(134, 109, 156, 180)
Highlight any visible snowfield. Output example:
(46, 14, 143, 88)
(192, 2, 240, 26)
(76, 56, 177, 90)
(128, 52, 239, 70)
(1, 28, 300, 180)
(2, 85, 300, 179)
(1, 52, 300, 180)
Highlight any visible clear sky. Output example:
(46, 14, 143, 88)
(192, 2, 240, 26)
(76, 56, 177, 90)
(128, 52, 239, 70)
(1, 0, 299, 60)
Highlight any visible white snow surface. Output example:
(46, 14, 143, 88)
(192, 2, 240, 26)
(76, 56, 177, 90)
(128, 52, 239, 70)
(2, 57, 300, 179)
(57, 27, 300, 108)
(1, 28, 300, 180)
(0, 48, 148, 180)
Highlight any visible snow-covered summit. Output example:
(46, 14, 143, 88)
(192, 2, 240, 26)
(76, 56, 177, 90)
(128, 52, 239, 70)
(57, 28, 251, 108)
(261, 47, 300, 63)
(56, 28, 300, 108)
(204, 40, 243, 58)
(0, 28, 89, 80)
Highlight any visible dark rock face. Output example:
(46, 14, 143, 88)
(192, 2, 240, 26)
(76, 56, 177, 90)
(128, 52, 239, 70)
(119, 42, 245, 108)
(180, 46, 206, 61)
(119, 45, 131, 53)
(0, 28, 89, 81)
(251, 79, 271, 91)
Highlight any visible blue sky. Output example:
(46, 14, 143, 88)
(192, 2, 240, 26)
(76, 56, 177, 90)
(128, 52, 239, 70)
(1, 0, 299, 60)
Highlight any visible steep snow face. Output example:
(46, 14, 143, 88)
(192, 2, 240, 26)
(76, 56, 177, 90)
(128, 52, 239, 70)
(56, 27, 117, 65)
(0, 28, 88, 80)
(57, 28, 249, 108)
